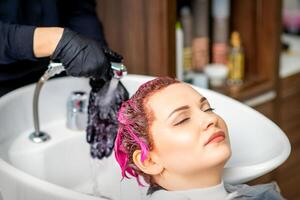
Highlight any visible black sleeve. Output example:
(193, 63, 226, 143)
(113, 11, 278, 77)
(58, 0, 108, 46)
(0, 21, 36, 64)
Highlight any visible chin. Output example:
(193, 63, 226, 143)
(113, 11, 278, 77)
(207, 144, 232, 167)
(219, 144, 232, 163)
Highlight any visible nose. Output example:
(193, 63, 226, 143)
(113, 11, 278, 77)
(200, 112, 218, 131)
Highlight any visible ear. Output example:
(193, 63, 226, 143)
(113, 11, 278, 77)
(132, 150, 163, 176)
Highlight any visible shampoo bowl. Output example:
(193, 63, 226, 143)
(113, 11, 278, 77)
(0, 75, 290, 200)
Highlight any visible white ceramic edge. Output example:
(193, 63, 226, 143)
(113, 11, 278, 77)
(0, 159, 102, 200)
(224, 125, 291, 183)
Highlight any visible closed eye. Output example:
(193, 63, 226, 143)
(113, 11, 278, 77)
(204, 108, 215, 112)
(174, 118, 190, 126)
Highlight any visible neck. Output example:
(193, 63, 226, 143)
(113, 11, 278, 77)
(157, 166, 224, 191)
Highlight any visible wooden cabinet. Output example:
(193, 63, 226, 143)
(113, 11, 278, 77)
(96, 0, 176, 77)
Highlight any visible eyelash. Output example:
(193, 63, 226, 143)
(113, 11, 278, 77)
(174, 108, 215, 126)
(204, 108, 215, 112)
(174, 118, 190, 126)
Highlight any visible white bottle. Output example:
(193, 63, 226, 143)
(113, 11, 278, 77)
(176, 22, 184, 81)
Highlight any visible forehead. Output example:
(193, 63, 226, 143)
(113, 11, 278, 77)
(146, 83, 203, 118)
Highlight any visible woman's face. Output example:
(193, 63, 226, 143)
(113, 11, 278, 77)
(146, 83, 231, 176)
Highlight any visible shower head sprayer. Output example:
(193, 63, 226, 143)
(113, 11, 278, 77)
(111, 62, 127, 79)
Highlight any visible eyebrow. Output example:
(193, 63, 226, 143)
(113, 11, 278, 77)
(167, 105, 189, 119)
(200, 97, 207, 103)
(167, 97, 208, 119)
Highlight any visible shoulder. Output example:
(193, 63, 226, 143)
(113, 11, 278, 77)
(225, 182, 285, 200)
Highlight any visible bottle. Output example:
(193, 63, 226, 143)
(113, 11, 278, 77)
(228, 31, 245, 84)
(192, 0, 209, 71)
(180, 6, 193, 71)
(212, 0, 230, 64)
(176, 22, 184, 81)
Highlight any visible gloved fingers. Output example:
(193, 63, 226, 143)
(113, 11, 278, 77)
(89, 78, 106, 89)
(102, 46, 123, 63)
(51, 28, 123, 79)
(51, 28, 78, 61)
(93, 45, 112, 79)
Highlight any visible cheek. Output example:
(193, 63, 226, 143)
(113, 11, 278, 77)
(217, 116, 231, 146)
(152, 126, 199, 157)
(153, 130, 202, 172)
(217, 115, 228, 134)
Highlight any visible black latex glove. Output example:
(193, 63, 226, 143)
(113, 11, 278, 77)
(87, 79, 129, 159)
(51, 28, 123, 80)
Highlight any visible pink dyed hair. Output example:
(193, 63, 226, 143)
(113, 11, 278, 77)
(114, 77, 179, 186)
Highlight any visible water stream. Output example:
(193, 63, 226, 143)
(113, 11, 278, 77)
(88, 157, 148, 200)
(96, 78, 119, 108)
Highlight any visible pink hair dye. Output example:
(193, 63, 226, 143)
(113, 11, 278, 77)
(114, 77, 179, 186)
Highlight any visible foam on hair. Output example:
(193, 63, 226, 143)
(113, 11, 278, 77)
(114, 77, 180, 186)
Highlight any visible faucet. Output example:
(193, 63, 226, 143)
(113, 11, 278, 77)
(29, 61, 127, 143)
(29, 62, 65, 143)
(66, 91, 88, 130)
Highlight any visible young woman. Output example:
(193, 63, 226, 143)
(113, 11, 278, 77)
(114, 77, 284, 200)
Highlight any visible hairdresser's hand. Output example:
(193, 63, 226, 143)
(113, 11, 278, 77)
(51, 28, 123, 80)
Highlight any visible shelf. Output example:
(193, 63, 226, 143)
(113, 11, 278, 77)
(212, 77, 274, 101)
(98, 0, 281, 102)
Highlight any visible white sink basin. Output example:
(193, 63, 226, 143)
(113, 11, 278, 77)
(0, 75, 291, 200)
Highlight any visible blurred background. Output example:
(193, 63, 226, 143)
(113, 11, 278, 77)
(96, 0, 300, 199)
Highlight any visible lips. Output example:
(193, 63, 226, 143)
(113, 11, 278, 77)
(205, 131, 225, 146)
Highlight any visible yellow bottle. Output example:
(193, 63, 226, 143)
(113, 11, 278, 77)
(228, 31, 245, 84)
